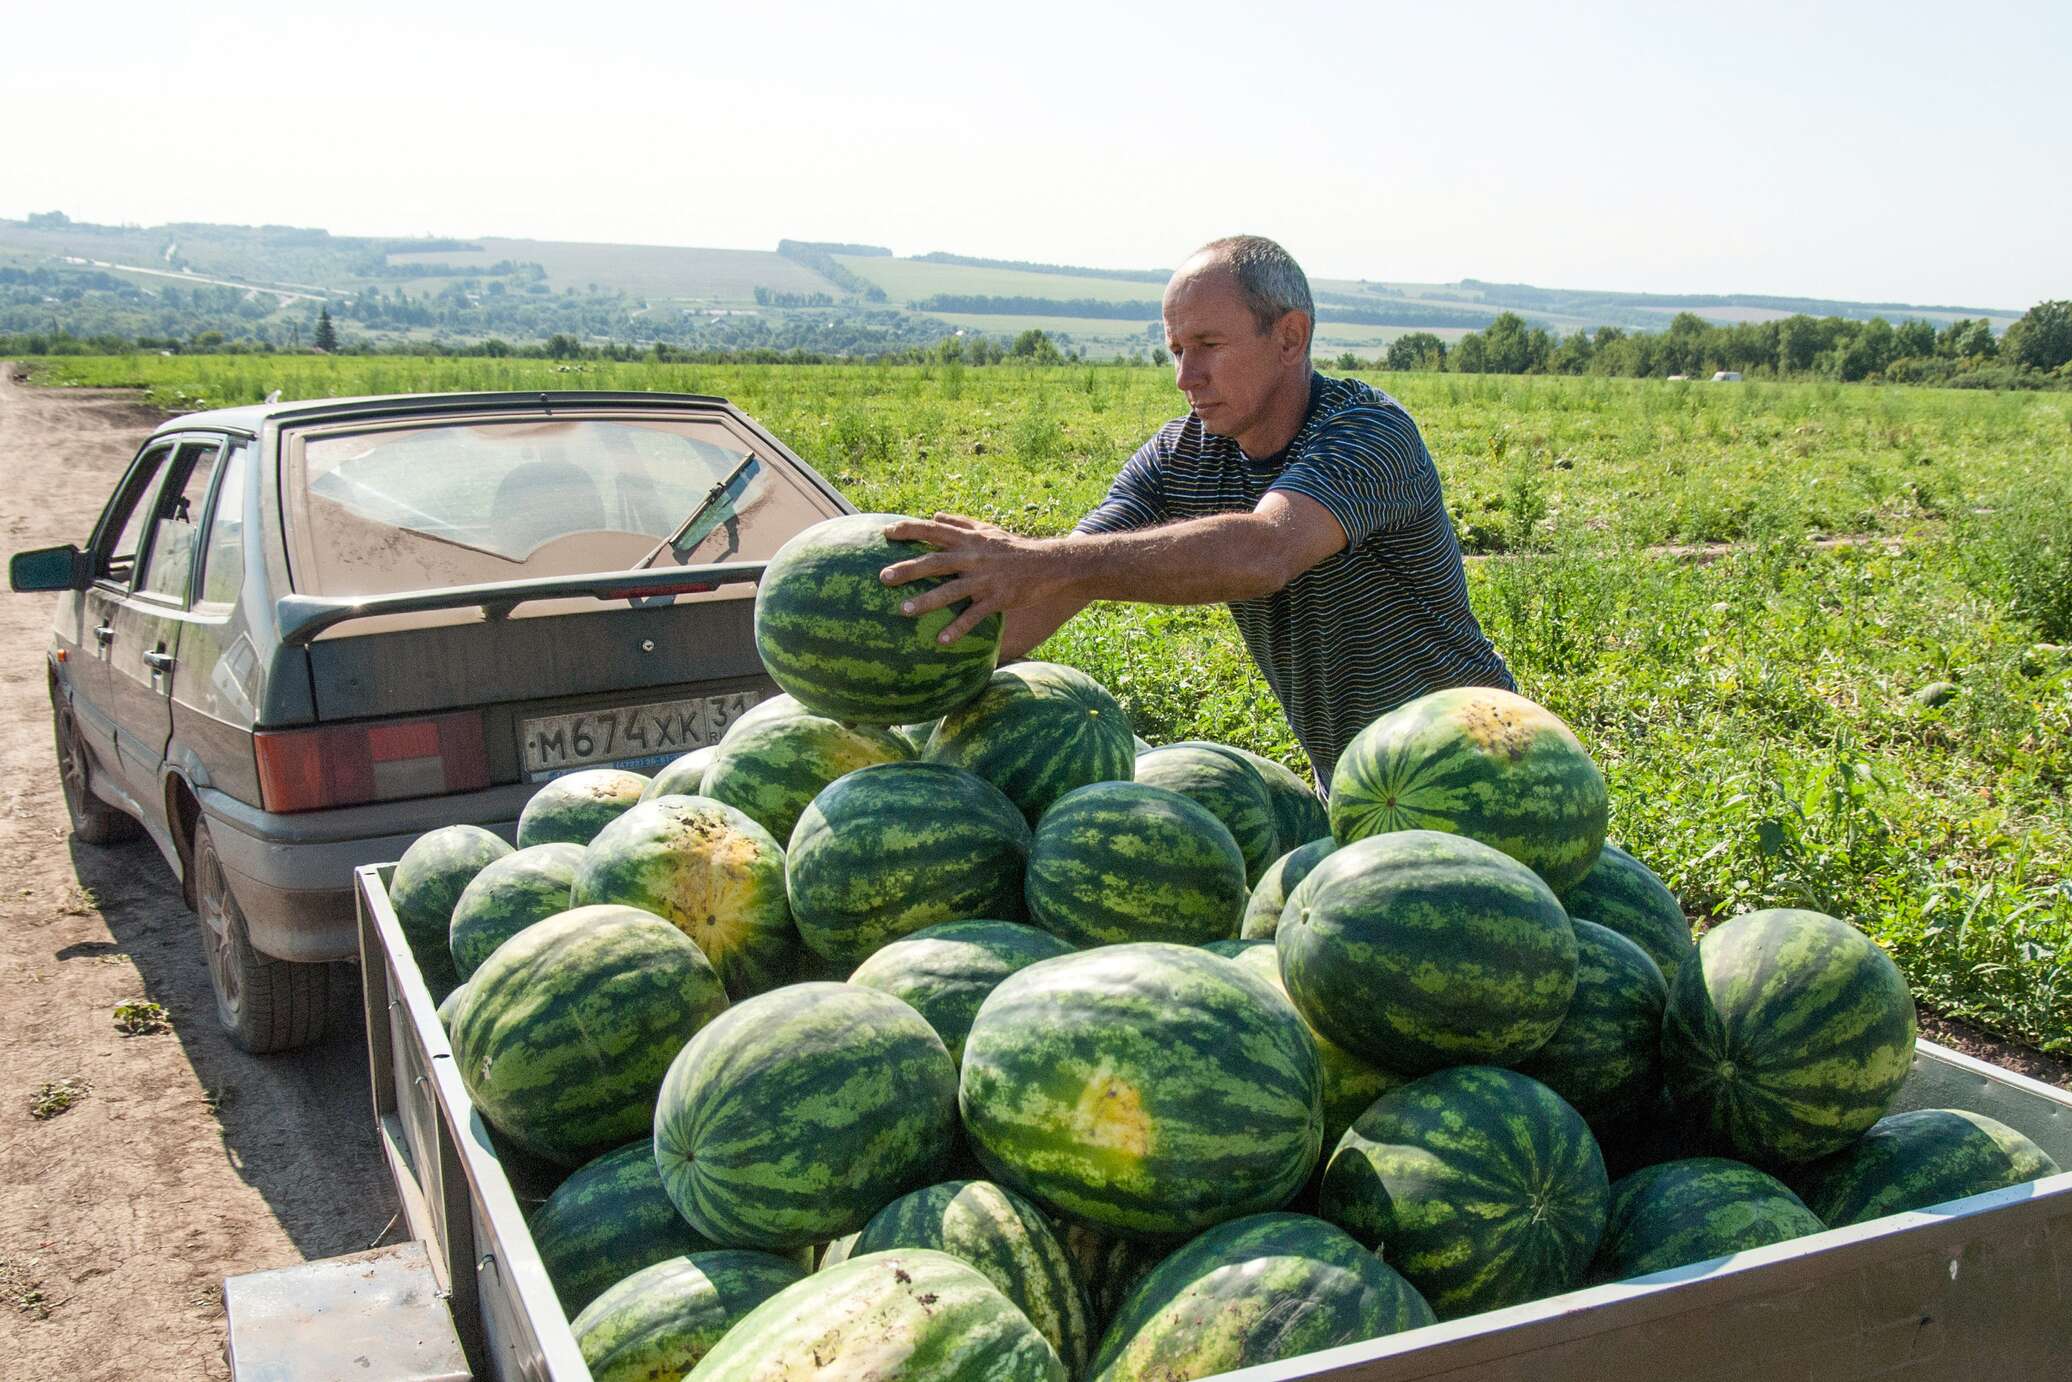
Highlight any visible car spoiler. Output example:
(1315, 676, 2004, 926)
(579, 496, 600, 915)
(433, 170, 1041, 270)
(273, 561, 769, 646)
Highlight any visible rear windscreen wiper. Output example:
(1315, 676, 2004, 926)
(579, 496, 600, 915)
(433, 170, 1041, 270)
(636, 451, 762, 569)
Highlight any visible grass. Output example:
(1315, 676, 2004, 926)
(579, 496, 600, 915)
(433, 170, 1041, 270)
(1, 1257, 57, 1320)
(28, 1078, 90, 1121)
(113, 1000, 171, 1036)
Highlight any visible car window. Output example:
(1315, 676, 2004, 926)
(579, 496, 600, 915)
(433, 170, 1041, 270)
(101, 443, 176, 585)
(196, 441, 250, 607)
(136, 441, 223, 601)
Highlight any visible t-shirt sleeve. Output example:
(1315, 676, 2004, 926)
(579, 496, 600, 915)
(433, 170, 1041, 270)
(1268, 405, 1436, 549)
(1074, 434, 1167, 535)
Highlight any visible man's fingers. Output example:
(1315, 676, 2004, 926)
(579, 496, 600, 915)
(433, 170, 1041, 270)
(884, 518, 965, 546)
(879, 552, 957, 587)
(936, 597, 1001, 646)
(899, 578, 970, 619)
(930, 512, 983, 530)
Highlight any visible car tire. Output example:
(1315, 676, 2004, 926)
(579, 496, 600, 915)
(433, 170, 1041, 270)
(53, 701, 141, 845)
(194, 820, 330, 1054)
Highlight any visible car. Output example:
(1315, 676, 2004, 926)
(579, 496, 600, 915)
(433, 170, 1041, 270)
(11, 390, 852, 1052)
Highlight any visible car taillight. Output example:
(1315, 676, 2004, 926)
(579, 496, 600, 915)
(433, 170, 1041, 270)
(254, 712, 490, 813)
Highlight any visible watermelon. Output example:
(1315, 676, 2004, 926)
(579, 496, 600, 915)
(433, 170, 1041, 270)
(1558, 842, 1695, 986)
(1087, 1212, 1434, 1382)
(571, 795, 800, 1000)
(752, 513, 1003, 724)
(1135, 744, 1280, 885)
(572, 1250, 806, 1382)
(531, 1140, 722, 1316)
(924, 661, 1136, 824)
(847, 920, 1076, 1065)
(852, 1180, 1093, 1374)
(1593, 1157, 1823, 1281)
(959, 943, 1323, 1239)
(1226, 746, 1331, 853)
(1328, 686, 1607, 895)
(642, 744, 719, 800)
(1319, 1065, 1608, 1319)
(517, 769, 650, 848)
(1277, 830, 1579, 1076)
(450, 905, 729, 1166)
(722, 693, 804, 739)
(1515, 919, 1669, 1128)
(685, 1248, 1066, 1381)
(1059, 1224, 1172, 1337)
(1241, 837, 1336, 940)
(1786, 1108, 2060, 1227)
(787, 762, 1031, 970)
(654, 982, 958, 1249)
(390, 824, 512, 998)
(1023, 782, 1248, 947)
(702, 711, 910, 846)
(447, 842, 581, 981)
(1662, 908, 1917, 1165)
(435, 980, 467, 1032)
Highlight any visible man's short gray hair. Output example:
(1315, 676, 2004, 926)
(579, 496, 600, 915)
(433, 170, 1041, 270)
(1188, 235, 1314, 341)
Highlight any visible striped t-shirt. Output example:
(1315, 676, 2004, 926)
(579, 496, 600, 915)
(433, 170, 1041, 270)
(1075, 372, 1513, 786)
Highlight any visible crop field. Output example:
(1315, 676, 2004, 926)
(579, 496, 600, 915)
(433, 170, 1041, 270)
(20, 354, 2072, 1053)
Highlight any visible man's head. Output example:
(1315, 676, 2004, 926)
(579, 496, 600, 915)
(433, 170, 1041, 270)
(1163, 236, 1316, 452)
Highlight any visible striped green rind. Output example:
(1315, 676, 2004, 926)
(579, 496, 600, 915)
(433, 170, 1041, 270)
(702, 711, 911, 846)
(853, 1180, 1094, 1374)
(1241, 838, 1337, 940)
(1785, 1108, 2061, 1227)
(959, 943, 1323, 1238)
(1318, 1066, 1609, 1320)
(1558, 842, 1695, 987)
(391, 824, 513, 998)
(1328, 687, 1608, 895)
(847, 921, 1077, 1066)
(451, 905, 730, 1167)
(787, 762, 1032, 970)
(1135, 744, 1280, 885)
(685, 1248, 1066, 1381)
(1662, 908, 1917, 1165)
(1226, 746, 1331, 854)
(642, 745, 719, 801)
(752, 513, 1003, 725)
(1088, 1212, 1435, 1382)
(924, 661, 1137, 825)
(1277, 830, 1580, 1076)
(654, 983, 958, 1249)
(1592, 1157, 1823, 1282)
(435, 980, 468, 1032)
(448, 842, 581, 981)
(517, 769, 651, 848)
(724, 693, 806, 739)
(1024, 782, 1248, 947)
(531, 1140, 722, 1317)
(572, 1250, 807, 1382)
(1516, 920, 1669, 1128)
(572, 795, 801, 1000)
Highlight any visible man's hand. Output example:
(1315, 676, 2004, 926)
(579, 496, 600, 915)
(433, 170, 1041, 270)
(880, 514, 1078, 646)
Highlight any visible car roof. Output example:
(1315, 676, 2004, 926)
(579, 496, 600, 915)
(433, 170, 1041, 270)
(148, 390, 739, 439)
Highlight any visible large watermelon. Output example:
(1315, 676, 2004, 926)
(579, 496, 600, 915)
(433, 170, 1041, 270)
(701, 711, 910, 846)
(1593, 1157, 1823, 1281)
(571, 795, 800, 1000)
(685, 1249, 1066, 1381)
(1662, 908, 1916, 1165)
(847, 920, 1076, 1065)
(1515, 919, 1669, 1129)
(390, 824, 512, 998)
(1241, 837, 1337, 941)
(924, 661, 1136, 824)
(1277, 830, 1579, 1076)
(1135, 744, 1279, 885)
(450, 905, 729, 1166)
(752, 513, 1003, 724)
(572, 1250, 806, 1382)
(642, 744, 719, 800)
(1023, 782, 1249, 947)
(852, 1180, 1093, 1374)
(517, 768, 650, 848)
(787, 762, 1031, 969)
(531, 1140, 721, 1316)
(447, 842, 581, 981)
(654, 983, 958, 1249)
(1328, 686, 1607, 895)
(1558, 842, 1695, 986)
(1087, 1213, 1434, 1382)
(960, 943, 1322, 1239)
(1786, 1108, 2060, 1227)
(1225, 746, 1331, 853)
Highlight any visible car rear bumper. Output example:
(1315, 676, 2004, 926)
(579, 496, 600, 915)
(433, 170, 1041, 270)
(198, 783, 536, 963)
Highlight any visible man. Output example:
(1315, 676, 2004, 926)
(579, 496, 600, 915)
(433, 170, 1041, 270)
(879, 234, 1511, 786)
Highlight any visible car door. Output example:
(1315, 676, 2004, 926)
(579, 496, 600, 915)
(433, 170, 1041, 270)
(76, 440, 180, 788)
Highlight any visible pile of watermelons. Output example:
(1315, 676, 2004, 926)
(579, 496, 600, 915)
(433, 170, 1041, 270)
(386, 513, 2061, 1382)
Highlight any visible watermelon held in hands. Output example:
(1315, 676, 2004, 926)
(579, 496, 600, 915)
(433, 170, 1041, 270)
(531, 1140, 723, 1317)
(1786, 1108, 2060, 1227)
(1023, 781, 1248, 948)
(701, 710, 910, 846)
(1135, 744, 1280, 885)
(924, 661, 1137, 825)
(447, 842, 581, 981)
(846, 920, 1076, 1066)
(518, 768, 650, 848)
(1593, 1157, 1823, 1282)
(572, 1250, 808, 1382)
(1558, 841, 1695, 986)
(390, 824, 513, 998)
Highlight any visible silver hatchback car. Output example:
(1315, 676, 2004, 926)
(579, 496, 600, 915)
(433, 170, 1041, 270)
(12, 390, 851, 1051)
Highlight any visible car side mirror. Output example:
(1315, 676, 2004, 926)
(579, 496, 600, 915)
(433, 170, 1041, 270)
(9, 545, 89, 592)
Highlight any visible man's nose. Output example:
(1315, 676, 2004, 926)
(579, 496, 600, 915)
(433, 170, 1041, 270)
(1175, 354, 1204, 389)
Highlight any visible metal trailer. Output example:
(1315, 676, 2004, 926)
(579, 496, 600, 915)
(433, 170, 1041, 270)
(335, 861, 2072, 1382)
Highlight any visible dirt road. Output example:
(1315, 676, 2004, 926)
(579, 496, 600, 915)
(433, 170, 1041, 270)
(0, 370, 389, 1379)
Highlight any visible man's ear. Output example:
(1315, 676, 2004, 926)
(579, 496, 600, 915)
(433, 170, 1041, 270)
(1277, 310, 1312, 364)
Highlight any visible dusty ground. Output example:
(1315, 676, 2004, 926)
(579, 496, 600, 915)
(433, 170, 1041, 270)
(0, 370, 390, 1379)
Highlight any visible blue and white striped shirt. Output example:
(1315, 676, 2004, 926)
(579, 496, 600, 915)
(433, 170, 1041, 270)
(1076, 372, 1512, 786)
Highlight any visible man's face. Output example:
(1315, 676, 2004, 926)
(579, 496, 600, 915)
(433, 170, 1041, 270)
(1163, 266, 1295, 443)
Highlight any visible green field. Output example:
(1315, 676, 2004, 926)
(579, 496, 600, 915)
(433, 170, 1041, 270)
(22, 355, 2072, 1052)
(834, 255, 1169, 305)
(389, 239, 835, 304)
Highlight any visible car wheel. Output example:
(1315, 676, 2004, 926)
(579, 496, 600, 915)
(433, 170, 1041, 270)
(194, 820, 330, 1054)
(53, 701, 141, 845)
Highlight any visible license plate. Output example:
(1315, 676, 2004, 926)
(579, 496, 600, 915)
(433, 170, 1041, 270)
(522, 691, 759, 780)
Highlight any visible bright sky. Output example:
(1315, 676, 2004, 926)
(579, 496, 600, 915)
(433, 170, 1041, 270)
(6, 0, 2066, 309)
